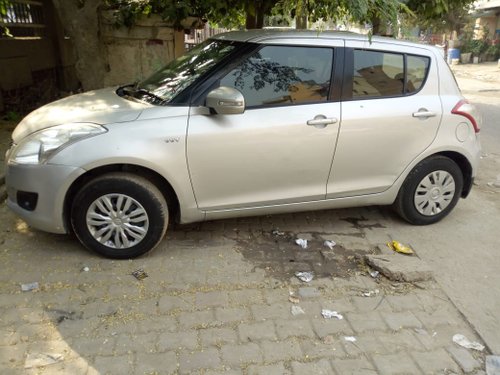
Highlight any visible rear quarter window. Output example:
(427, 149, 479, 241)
(406, 55, 430, 94)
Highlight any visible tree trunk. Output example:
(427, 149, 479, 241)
(255, 7, 265, 29)
(51, 0, 107, 91)
(245, 0, 273, 29)
(295, 0, 307, 29)
(372, 15, 381, 35)
(246, 13, 256, 29)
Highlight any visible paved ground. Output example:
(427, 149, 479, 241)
(0, 205, 489, 374)
(0, 62, 498, 374)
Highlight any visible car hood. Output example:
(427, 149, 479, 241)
(12, 87, 150, 142)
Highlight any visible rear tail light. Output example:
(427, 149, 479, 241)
(452, 99, 480, 133)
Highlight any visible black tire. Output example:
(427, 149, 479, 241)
(394, 156, 463, 225)
(71, 172, 168, 259)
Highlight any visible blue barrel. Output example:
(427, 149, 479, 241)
(447, 48, 460, 63)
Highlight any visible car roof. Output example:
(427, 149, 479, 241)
(211, 29, 434, 50)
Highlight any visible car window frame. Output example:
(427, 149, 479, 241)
(341, 47, 432, 102)
(189, 42, 344, 109)
(169, 40, 253, 106)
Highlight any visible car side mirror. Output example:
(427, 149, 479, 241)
(205, 86, 245, 115)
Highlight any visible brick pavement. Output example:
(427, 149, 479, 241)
(0, 204, 489, 374)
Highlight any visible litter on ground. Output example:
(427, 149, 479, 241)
(25, 353, 63, 369)
(452, 333, 485, 351)
(131, 269, 148, 280)
(321, 309, 343, 320)
(361, 289, 380, 297)
(369, 270, 380, 278)
(291, 305, 305, 316)
(295, 271, 314, 283)
(387, 240, 414, 255)
(21, 282, 39, 292)
(288, 296, 300, 304)
(295, 238, 308, 249)
(323, 240, 336, 249)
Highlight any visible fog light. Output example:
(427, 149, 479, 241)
(17, 191, 38, 211)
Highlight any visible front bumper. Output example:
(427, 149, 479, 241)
(6, 162, 86, 234)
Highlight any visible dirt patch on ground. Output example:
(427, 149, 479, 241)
(235, 230, 370, 281)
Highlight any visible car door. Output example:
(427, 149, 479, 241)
(187, 43, 342, 211)
(327, 40, 442, 198)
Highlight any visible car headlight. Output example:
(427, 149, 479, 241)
(8, 123, 107, 165)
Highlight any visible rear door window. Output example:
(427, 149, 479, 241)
(352, 50, 430, 99)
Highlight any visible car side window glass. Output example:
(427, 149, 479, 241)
(353, 50, 404, 98)
(220, 46, 333, 107)
(406, 55, 430, 94)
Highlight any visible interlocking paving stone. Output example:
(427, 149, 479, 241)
(260, 339, 303, 362)
(332, 356, 378, 374)
(0, 204, 488, 374)
(412, 348, 460, 374)
(158, 330, 198, 351)
(247, 362, 289, 375)
(200, 327, 239, 347)
(382, 311, 423, 331)
(275, 318, 316, 339)
(447, 345, 482, 373)
(371, 353, 422, 374)
(196, 291, 229, 308)
(346, 311, 388, 333)
(221, 342, 263, 366)
(135, 352, 178, 375)
(290, 358, 333, 374)
(215, 306, 252, 323)
(179, 348, 221, 373)
(299, 337, 346, 359)
(312, 318, 354, 338)
(238, 320, 277, 342)
(158, 295, 194, 312)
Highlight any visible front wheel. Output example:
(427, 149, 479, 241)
(71, 173, 168, 258)
(394, 156, 463, 225)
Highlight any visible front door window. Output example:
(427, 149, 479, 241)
(220, 46, 333, 107)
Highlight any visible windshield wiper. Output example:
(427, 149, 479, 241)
(134, 88, 166, 105)
(116, 84, 135, 96)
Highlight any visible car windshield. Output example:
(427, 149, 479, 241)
(135, 39, 237, 104)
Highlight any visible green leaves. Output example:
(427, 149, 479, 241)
(103, 0, 475, 34)
(0, 0, 12, 37)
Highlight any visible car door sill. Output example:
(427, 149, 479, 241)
(203, 191, 394, 221)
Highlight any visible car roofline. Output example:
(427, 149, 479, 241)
(211, 29, 440, 52)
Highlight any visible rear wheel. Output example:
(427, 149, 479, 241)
(394, 156, 463, 225)
(71, 173, 168, 258)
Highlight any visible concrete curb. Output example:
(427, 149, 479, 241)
(364, 244, 434, 282)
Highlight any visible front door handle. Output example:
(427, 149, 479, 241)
(412, 110, 437, 119)
(307, 115, 338, 127)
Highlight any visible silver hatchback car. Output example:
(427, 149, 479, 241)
(5, 30, 481, 258)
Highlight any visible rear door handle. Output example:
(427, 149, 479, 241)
(307, 116, 338, 127)
(412, 110, 437, 119)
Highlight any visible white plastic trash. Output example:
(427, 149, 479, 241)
(295, 238, 308, 249)
(321, 309, 343, 320)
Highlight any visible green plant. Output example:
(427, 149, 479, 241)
(459, 24, 490, 56)
(2, 110, 21, 122)
(485, 43, 500, 59)
(0, 0, 13, 37)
